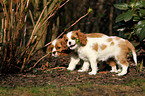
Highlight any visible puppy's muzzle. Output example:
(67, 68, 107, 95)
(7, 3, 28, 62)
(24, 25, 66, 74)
(52, 51, 56, 55)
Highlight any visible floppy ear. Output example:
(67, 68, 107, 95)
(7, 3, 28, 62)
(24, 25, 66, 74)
(60, 39, 68, 50)
(76, 31, 87, 46)
(62, 34, 67, 42)
(46, 44, 53, 57)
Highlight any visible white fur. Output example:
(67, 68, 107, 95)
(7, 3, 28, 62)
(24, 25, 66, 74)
(51, 39, 58, 57)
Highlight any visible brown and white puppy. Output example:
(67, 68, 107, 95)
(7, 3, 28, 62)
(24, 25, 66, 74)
(63, 32, 118, 73)
(47, 39, 70, 57)
(63, 30, 137, 76)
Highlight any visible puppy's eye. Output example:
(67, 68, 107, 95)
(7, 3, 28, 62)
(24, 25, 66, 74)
(72, 37, 76, 40)
(57, 47, 60, 49)
(66, 39, 68, 42)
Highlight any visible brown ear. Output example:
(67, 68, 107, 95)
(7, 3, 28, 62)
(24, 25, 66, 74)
(47, 44, 53, 53)
(62, 34, 67, 42)
(77, 29, 81, 32)
(76, 31, 87, 46)
(46, 44, 53, 57)
(60, 39, 68, 50)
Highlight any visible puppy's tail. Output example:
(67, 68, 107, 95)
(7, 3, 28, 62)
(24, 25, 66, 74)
(126, 40, 137, 66)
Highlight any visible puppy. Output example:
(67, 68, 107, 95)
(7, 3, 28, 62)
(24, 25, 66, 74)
(63, 30, 137, 76)
(63, 32, 118, 73)
(47, 39, 70, 57)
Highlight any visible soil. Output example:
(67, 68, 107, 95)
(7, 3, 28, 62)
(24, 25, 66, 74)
(0, 52, 145, 95)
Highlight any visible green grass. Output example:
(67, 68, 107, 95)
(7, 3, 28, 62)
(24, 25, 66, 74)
(0, 78, 145, 96)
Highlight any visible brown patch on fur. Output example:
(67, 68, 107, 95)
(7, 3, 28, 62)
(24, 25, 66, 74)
(73, 30, 87, 46)
(63, 34, 68, 42)
(117, 55, 129, 66)
(93, 43, 98, 52)
(100, 44, 107, 50)
(118, 40, 129, 54)
(110, 42, 114, 45)
(55, 39, 69, 56)
(107, 58, 116, 67)
(116, 39, 135, 66)
(56, 39, 68, 50)
(86, 33, 105, 38)
(107, 38, 113, 42)
(47, 44, 54, 57)
(47, 45, 54, 53)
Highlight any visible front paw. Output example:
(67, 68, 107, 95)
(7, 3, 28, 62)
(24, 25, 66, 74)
(67, 67, 74, 71)
(78, 69, 88, 72)
(110, 69, 118, 73)
(88, 71, 97, 75)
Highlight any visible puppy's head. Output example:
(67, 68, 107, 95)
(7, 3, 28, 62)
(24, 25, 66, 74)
(47, 39, 68, 57)
(63, 30, 87, 50)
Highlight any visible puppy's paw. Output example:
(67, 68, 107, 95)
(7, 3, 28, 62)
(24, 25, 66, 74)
(110, 69, 118, 73)
(117, 69, 121, 73)
(116, 72, 126, 76)
(88, 71, 97, 75)
(67, 67, 74, 71)
(78, 69, 88, 72)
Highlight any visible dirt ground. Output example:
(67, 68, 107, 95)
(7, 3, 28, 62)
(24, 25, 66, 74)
(0, 52, 145, 95)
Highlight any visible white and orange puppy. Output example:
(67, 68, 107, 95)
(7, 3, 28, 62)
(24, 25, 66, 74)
(63, 30, 137, 76)
(47, 39, 70, 57)
(64, 32, 119, 73)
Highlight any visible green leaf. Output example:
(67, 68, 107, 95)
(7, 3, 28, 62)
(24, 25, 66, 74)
(133, 15, 140, 21)
(129, 1, 142, 9)
(115, 13, 126, 23)
(124, 10, 134, 22)
(114, 3, 129, 10)
(135, 28, 142, 35)
(135, 20, 145, 28)
(88, 8, 93, 13)
(139, 9, 145, 17)
(142, 1, 145, 7)
(139, 27, 145, 41)
(131, 0, 135, 2)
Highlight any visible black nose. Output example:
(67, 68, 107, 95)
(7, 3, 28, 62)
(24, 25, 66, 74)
(52, 52, 56, 54)
(69, 42, 71, 45)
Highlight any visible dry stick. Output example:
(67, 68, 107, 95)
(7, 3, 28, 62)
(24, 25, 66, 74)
(46, 67, 66, 71)
(25, 53, 50, 72)
(19, 0, 30, 71)
(16, 2, 57, 59)
(30, 3, 61, 45)
(26, 2, 50, 47)
(59, 0, 70, 8)
(25, 8, 59, 63)
(16, 3, 50, 61)
(29, 1, 69, 54)
(30, 0, 68, 49)
(29, 10, 35, 27)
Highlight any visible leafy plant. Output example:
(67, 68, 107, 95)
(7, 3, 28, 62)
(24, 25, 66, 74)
(114, 0, 145, 41)
(0, 0, 69, 73)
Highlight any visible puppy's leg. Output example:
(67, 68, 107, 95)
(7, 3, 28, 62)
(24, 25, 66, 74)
(88, 58, 98, 75)
(67, 56, 80, 71)
(108, 60, 118, 73)
(117, 64, 128, 76)
(78, 61, 89, 72)
(116, 56, 129, 76)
